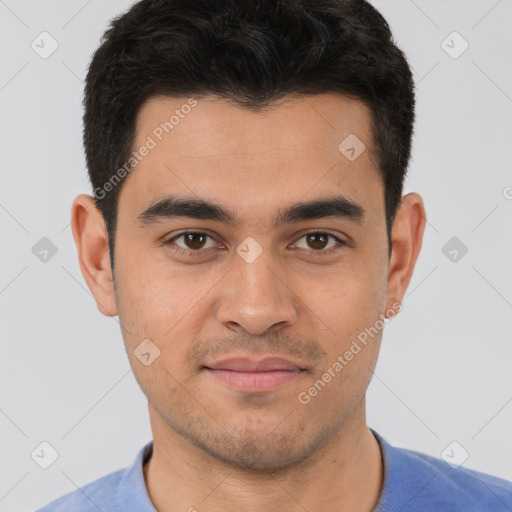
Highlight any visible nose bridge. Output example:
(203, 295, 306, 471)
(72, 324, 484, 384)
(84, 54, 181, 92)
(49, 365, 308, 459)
(216, 243, 298, 334)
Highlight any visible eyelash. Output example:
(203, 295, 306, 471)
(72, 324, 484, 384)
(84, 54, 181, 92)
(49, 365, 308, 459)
(164, 230, 347, 258)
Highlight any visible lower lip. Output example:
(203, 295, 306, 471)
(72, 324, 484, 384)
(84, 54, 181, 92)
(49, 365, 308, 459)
(204, 368, 303, 392)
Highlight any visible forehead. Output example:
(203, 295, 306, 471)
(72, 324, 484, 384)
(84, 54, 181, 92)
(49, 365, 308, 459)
(118, 93, 384, 228)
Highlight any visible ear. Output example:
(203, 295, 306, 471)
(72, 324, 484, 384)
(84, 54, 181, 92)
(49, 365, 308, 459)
(70, 194, 118, 316)
(385, 192, 426, 314)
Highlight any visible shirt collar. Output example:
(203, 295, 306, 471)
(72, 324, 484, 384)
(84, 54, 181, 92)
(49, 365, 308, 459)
(116, 439, 156, 511)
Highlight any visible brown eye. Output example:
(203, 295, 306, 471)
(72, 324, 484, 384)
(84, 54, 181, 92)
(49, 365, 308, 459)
(306, 233, 329, 250)
(166, 232, 217, 253)
(294, 232, 346, 253)
(182, 233, 208, 250)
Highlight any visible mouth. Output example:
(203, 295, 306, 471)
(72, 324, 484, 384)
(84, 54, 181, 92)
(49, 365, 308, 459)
(202, 356, 306, 393)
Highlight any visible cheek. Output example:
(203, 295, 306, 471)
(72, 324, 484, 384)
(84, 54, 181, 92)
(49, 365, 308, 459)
(114, 261, 175, 348)
(306, 258, 387, 381)
(315, 265, 386, 333)
(115, 240, 186, 315)
(115, 266, 203, 398)
(115, 258, 213, 369)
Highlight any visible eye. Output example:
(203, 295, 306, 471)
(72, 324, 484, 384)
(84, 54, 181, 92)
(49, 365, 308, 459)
(163, 230, 347, 259)
(293, 231, 346, 253)
(164, 231, 218, 256)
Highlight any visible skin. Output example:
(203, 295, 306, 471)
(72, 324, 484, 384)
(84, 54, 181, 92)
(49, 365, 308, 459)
(71, 92, 426, 511)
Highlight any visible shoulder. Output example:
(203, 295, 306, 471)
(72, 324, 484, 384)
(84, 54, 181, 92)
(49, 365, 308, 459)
(33, 441, 154, 512)
(399, 445, 512, 508)
(34, 469, 125, 512)
(373, 431, 512, 511)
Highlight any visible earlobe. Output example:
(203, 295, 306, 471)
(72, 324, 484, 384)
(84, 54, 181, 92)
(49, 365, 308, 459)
(70, 194, 118, 317)
(385, 192, 426, 312)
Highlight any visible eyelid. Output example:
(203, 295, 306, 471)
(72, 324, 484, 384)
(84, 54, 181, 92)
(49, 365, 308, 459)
(164, 229, 348, 256)
(290, 230, 347, 250)
(165, 231, 219, 248)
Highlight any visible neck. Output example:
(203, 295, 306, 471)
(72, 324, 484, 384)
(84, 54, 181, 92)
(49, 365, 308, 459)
(143, 402, 383, 512)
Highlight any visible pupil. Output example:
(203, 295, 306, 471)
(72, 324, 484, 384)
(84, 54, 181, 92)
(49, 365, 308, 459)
(308, 233, 328, 250)
(185, 233, 205, 250)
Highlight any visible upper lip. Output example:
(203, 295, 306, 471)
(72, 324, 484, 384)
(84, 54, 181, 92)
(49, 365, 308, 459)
(204, 356, 304, 372)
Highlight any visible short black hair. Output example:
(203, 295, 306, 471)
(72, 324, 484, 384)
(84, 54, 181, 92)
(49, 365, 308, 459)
(83, 0, 415, 270)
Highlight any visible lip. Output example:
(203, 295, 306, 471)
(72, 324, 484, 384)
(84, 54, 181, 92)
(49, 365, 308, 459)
(203, 356, 305, 392)
(205, 356, 303, 372)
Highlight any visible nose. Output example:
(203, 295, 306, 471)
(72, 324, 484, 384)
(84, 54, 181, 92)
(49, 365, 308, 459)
(215, 249, 298, 336)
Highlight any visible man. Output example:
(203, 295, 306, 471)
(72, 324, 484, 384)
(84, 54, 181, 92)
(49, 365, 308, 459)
(36, 0, 512, 510)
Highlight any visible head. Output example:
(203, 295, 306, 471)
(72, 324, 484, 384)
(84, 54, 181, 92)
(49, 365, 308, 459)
(73, 0, 425, 470)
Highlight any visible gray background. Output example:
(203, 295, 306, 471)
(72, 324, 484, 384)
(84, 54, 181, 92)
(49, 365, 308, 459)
(1, 0, 511, 510)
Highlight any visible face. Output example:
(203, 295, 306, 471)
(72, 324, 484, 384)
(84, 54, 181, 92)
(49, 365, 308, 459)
(75, 92, 423, 470)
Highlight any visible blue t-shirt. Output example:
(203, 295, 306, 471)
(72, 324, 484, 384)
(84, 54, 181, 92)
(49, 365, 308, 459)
(34, 430, 512, 511)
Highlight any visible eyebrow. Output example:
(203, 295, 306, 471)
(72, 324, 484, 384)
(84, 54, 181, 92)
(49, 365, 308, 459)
(137, 194, 366, 228)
